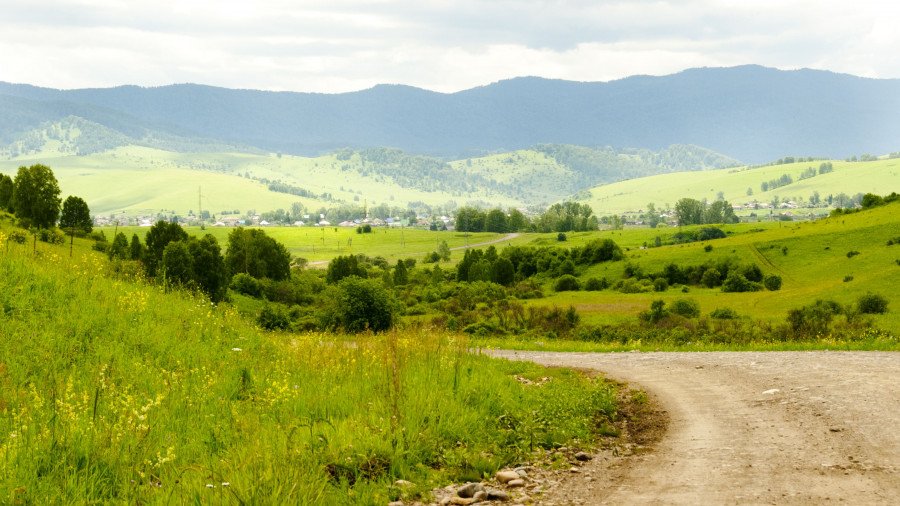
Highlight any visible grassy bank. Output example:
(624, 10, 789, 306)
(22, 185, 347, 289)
(0, 229, 618, 505)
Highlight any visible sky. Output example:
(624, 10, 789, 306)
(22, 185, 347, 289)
(1, 0, 898, 93)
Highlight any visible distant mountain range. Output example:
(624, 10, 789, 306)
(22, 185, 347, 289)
(2, 65, 899, 163)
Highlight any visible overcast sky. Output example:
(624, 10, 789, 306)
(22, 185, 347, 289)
(1, 0, 898, 93)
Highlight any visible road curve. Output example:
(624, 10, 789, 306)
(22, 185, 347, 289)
(449, 232, 521, 251)
(489, 350, 900, 505)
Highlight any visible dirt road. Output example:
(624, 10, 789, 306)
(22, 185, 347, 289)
(489, 351, 900, 505)
(449, 232, 520, 251)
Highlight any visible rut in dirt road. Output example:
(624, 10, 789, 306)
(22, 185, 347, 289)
(489, 351, 900, 505)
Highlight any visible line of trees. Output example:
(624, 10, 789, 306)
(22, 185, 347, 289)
(454, 201, 598, 233)
(673, 198, 738, 226)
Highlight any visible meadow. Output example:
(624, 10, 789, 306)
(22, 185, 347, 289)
(0, 215, 622, 504)
(581, 158, 900, 215)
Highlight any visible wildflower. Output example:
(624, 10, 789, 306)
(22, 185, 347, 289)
(222, 482, 230, 487)
(206, 484, 215, 488)
(231, 348, 242, 352)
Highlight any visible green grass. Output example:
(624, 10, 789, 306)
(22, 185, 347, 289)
(0, 219, 618, 504)
(518, 204, 900, 334)
(581, 158, 900, 214)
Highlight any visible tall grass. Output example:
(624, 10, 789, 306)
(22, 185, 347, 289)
(0, 228, 616, 504)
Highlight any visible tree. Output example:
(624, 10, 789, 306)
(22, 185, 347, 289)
(393, 259, 408, 285)
(326, 255, 368, 284)
(225, 227, 291, 281)
(455, 206, 485, 232)
(335, 276, 395, 333)
(59, 195, 93, 256)
(437, 240, 451, 262)
(188, 234, 228, 302)
(143, 221, 189, 277)
(108, 232, 130, 260)
(129, 234, 144, 260)
(674, 198, 704, 226)
(484, 208, 508, 233)
(11, 164, 61, 228)
(0, 174, 13, 211)
(161, 241, 195, 287)
(492, 257, 515, 286)
(645, 203, 662, 228)
(507, 208, 527, 232)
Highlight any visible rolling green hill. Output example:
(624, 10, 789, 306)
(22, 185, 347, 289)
(581, 158, 900, 215)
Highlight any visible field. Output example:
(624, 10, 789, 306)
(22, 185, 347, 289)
(0, 215, 620, 504)
(581, 158, 900, 215)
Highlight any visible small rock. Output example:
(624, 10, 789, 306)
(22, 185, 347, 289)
(557, 447, 569, 452)
(574, 451, 592, 461)
(486, 489, 509, 501)
(762, 389, 780, 395)
(496, 470, 520, 484)
(507, 479, 525, 488)
(515, 469, 528, 478)
(394, 480, 415, 488)
(449, 497, 476, 506)
(457, 482, 484, 498)
(440, 498, 452, 506)
(473, 490, 488, 501)
(388, 501, 403, 506)
(569, 467, 580, 473)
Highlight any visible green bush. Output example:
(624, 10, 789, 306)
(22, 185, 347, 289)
(557, 232, 567, 242)
(653, 278, 669, 292)
(257, 304, 291, 331)
(763, 274, 782, 291)
(335, 276, 396, 333)
(231, 273, 263, 297)
(709, 307, 739, 319)
(38, 228, 65, 244)
(857, 293, 888, 314)
(584, 277, 609, 291)
(721, 272, 762, 293)
(554, 274, 581, 292)
(669, 298, 700, 318)
(787, 300, 843, 336)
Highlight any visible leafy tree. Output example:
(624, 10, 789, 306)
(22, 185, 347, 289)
(11, 164, 61, 228)
(492, 257, 515, 287)
(484, 208, 508, 233)
(645, 203, 662, 228)
(507, 208, 528, 231)
(468, 259, 493, 282)
(59, 196, 93, 234)
(326, 255, 368, 284)
(225, 227, 291, 281)
(455, 206, 486, 232)
(393, 259, 408, 285)
(437, 240, 451, 262)
(670, 298, 700, 318)
(674, 198, 704, 226)
(335, 276, 395, 333)
(144, 221, 189, 277)
(161, 241, 195, 287)
(0, 174, 14, 211)
(763, 274, 782, 291)
(188, 234, 228, 302)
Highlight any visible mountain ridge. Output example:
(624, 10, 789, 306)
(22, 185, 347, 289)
(2, 65, 899, 162)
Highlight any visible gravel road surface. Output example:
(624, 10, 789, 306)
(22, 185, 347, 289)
(489, 350, 900, 505)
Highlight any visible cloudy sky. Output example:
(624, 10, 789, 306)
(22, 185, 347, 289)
(1, 0, 898, 93)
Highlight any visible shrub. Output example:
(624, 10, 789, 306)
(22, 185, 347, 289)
(653, 278, 669, 292)
(257, 304, 291, 331)
(787, 300, 843, 336)
(843, 275, 854, 283)
(231, 273, 263, 297)
(763, 274, 782, 291)
(557, 232, 567, 242)
(38, 228, 65, 244)
(721, 272, 762, 293)
(701, 268, 721, 288)
(697, 227, 726, 241)
(9, 230, 27, 244)
(639, 300, 668, 324)
(857, 293, 888, 314)
(584, 277, 609, 291)
(710, 307, 739, 319)
(554, 274, 581, 292)
(335, 276, 396, 333)
(703, 244, 713, 252)
(669, 298, 700, 318)
(846, 250, 860, 258)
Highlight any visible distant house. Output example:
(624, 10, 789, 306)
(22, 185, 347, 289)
(259, 220, 270, 226)
(293, 220, 305, 226)
(213, 221, 227, 227)
(318, 220, 331, 226)
(338, 220, 356, 227)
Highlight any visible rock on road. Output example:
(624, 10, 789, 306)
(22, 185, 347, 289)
(489, 350, 900, 505)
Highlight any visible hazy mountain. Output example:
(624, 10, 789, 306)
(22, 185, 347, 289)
(2, 65, 899, 163)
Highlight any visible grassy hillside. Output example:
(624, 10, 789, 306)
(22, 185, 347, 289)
(0, 215, 619, 504)
(523, 203, 900, 334)
(582, 158, 900, 215)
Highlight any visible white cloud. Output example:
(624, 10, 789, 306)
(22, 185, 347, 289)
(0, 0, 898, 92)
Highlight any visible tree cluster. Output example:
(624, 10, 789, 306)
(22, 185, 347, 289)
(673, 198, 738, 226)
